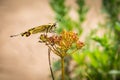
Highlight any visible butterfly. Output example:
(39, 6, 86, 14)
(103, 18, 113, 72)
(10, 22, 56, 37)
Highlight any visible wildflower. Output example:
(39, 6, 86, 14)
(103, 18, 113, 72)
(39, 30, 84, 57)
(76, 41, 85, 49)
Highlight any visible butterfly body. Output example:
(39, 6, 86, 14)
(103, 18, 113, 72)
(10, 23, 56, 37)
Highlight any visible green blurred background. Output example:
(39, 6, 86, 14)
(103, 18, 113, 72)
(0, 0, 120, 80)
(50, 0, 120, 80)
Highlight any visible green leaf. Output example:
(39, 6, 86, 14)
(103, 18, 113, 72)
(115, 22, 120, 31)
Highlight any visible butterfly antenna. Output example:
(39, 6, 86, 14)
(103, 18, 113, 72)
(54, 18, 62, 27)
(56, 18, 62, 23)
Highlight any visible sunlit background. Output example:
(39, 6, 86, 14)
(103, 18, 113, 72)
(0, 0, 120, 80)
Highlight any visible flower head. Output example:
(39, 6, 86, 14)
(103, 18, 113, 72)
(39, 30, 84, 57)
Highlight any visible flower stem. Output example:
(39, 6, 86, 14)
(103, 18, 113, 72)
(48, 48, 54, 80)
(61, 57, 65, 80)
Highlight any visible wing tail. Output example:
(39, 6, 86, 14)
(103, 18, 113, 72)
(10, 34, 21, 37)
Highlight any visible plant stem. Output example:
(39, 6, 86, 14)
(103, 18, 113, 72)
(48, 48, 55, 80)
(61, 57, 65, 80)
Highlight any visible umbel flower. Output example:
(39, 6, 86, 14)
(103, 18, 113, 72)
(39, 30, 84, 58)
(39, 30, 84, 80)
(39, 30, 84, 57)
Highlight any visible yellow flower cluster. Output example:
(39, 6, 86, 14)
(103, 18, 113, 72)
(39, 30, 84, 57)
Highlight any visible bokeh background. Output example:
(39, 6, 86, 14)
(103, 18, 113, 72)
(0, 0, 54, 80)
(0, 0, 120, 80)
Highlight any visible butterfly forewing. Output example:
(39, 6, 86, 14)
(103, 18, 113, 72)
(30, 25, 49, 34)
